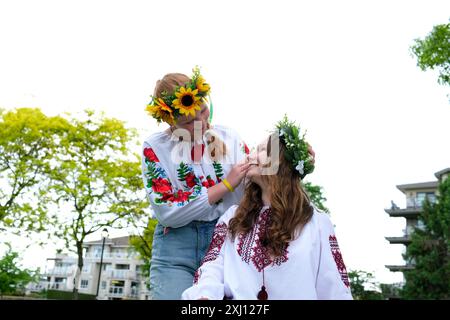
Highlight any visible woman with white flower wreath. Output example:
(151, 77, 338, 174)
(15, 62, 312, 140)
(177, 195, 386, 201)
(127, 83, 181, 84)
(182, 116, 352, 300)
(142, 67, 317, 300)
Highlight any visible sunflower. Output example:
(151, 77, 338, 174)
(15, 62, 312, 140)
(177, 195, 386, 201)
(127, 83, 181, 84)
(146, 98, 175, 125)
(172, 87, 202, 117)
(196, 76, 210, 94)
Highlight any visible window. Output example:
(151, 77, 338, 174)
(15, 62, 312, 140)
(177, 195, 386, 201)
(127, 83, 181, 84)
(426, 192, 436, 204)
(112, 249, 126, 258)
(115, 264, 130, 270)
(416, 220, 426, 231)
(93, 246, 104, 257)
(101, 281, 107, 290)
(80, 280, 89, 289)
(416, 192, 436, 207)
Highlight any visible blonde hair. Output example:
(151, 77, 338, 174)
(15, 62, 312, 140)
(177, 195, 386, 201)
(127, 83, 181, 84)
(204, 126, 227, 161)
(154, 72, 227, 161)
(153, 73, 190, 98)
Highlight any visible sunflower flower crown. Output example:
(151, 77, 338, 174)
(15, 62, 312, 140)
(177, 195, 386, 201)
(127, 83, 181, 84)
(275, 115, 315, 178)
(146, 66, 211, 125)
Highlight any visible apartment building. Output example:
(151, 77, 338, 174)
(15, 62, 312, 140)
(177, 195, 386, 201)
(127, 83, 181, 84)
(385, 167, 449, 274)
(31, 236, 150, 300)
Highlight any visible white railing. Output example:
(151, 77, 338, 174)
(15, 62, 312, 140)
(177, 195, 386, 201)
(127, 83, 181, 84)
(47, 282, 68, 290)
(27, 283, 47, 292)
(107, 270, 136, 279)
(84, 253, 139, 259)
(406, 198, 422, 208)
(129, 287, 140, 299)
(108, 286, 124, 297)
(406, 196, 436, 209)
(47, 268, 75, 276)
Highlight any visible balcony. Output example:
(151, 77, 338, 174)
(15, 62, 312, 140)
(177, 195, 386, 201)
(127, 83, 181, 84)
(386, 228, 412, 245)
(385, 207, 421, 218)
(130, 287, 140, 299)
(47, 282, 69, 290)
(385, 265, 415, 272)
(45, 268, 75, 276)
(106, 270, 136, 279)
(108, 286, 124, 298)
(84, 253, 139, 260)
(386, 194, 437, 218)
(385, 236, 411, 244)
(27, 283, 47, 292)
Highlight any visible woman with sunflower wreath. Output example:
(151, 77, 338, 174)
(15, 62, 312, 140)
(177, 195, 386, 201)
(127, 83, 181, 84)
(142, 67, 255, 299)
(181, 117, 352, 300)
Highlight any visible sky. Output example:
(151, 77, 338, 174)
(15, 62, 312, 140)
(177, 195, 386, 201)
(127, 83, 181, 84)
(1, 0, 450, 285)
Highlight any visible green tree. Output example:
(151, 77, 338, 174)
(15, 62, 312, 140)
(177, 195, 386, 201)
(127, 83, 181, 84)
(411, 21, 450, 87)
(0, 108, 67, 233)
(0, 244, 39, 298)
(129, 218, 158, 281)
(401, 177, 450, 299)
(348, 270, 384, 300)
(304, 182, 329, 213)
(45, 110, 148, 299)
(379, 283, 402, 300)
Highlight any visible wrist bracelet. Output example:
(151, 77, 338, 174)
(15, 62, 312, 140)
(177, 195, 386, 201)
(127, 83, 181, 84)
(222, 178, 235, 192)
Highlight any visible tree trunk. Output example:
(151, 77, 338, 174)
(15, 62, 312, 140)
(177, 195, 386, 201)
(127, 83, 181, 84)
(72, 242, 84, 300)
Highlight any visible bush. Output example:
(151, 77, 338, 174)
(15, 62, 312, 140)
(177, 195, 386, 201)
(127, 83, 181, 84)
(46, 290, 96, 300)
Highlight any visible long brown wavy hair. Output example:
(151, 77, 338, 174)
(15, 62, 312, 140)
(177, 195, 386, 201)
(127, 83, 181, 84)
(229, 133, 314, 257)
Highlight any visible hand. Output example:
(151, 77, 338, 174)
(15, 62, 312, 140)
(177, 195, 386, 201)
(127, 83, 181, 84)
(225, 161, 251, 189)
(307, 143, 316, 165)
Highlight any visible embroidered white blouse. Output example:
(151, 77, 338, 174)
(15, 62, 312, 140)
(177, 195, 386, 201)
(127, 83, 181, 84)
(182, 205, 353, 300)
(141, 125, 249, 228)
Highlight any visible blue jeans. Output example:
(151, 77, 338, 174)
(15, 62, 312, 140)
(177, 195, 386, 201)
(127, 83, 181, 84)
(149, 219, 217, 300)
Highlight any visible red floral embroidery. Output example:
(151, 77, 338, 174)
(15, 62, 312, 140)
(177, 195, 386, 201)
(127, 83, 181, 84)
(194, 222, 228, 284)
(160, 192, 174, 202)
(161, 190, 192, 202)
(237, 228, 257, 262)
(237, 208, 288, 272)
(151, 177, 172, 193)
(329, 235, 350, 287)
(185, 172, 197, 188)
(144, 148, 159, 162)
(207, 177, 216, 187)
(200, 175, 216, 188)
(145, 158, 200, 205)
(244, 143, 250, 155)
(240, 142, 250, 155)
(193, 268, 202, 284)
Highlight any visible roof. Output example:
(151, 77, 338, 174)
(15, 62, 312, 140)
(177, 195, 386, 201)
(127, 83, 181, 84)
(396, 181, 438, 193)
(435, 167, 450, 179)
(84, 236, 130, 247)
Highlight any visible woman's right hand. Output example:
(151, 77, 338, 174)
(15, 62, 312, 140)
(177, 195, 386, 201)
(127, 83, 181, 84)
(207, 161, 250, 204)
(225, 162, 251, 189)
